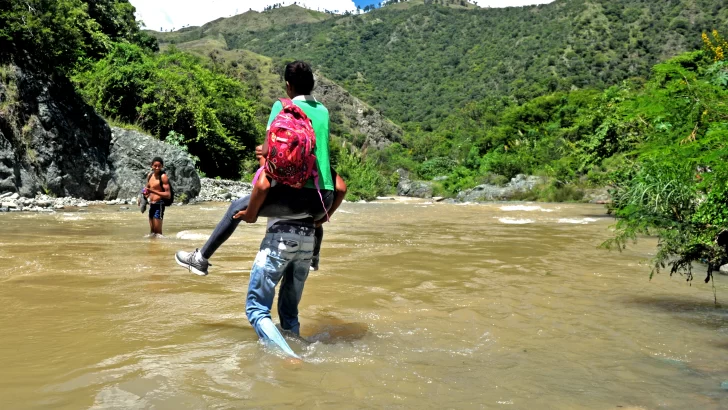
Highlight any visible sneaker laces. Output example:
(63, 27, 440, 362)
(192, 249, 211, 266)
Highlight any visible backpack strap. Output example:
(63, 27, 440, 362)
(312, 168, 329, 223)
(279, 98, 294, 110)
(252, 166, 265, 185)
(146, 171, 166, 192)
(278, 98, 311, 122)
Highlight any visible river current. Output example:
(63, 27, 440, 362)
(1, 200, 726, 409)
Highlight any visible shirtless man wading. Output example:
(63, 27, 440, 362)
(143, 157, 171, 236)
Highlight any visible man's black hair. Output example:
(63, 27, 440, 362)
(284, 61, 314, 95)
(151, 156, 164, 166)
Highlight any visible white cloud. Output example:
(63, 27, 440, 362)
(129, 0, 556, 32)
(130, 1, 357, 31)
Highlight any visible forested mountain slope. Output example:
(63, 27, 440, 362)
(206, 0, 728, 128)
(160, 35, 402, 150)
(149, 5, 333, 45)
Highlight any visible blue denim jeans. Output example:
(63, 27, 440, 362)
(246, 224, 315, 342)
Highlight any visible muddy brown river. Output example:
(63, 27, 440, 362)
(1, 200, 726, 409)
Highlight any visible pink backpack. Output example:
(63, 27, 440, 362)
(253, 98, 329, 220)
(263, 98, 317, 188)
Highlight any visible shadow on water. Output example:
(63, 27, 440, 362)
(302, 319, 369, 344)
(623, 295, 728, 330)
(627, 296, 728, 384)
(625, 294, 725, 311)
(581, 214, 614, 219)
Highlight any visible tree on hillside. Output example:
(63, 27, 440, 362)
(0, 0, 156, 72)
(603, 45, 728, 294)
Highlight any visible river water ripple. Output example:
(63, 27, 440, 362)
(1, 200, 726, 409)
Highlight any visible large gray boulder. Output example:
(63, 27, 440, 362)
(583, 187, 611, 204)
(395, 169, 433, 198)
(719, 264, 728, 275)
(106, 127, 200, 202)
(0, 64, 199, 200)
(0, 65, 113, 199)
(457, 174, 546, 202)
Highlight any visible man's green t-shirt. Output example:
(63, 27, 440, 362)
(266, 97, 334, 190)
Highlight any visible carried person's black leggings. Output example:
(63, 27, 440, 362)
(200, 185, 334, 259)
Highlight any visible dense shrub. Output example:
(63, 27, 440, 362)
(335, 149, 389, 201)
(74, 43, 263, 178)
(417, 157, 457, 180)
(0, 0, 156, 72)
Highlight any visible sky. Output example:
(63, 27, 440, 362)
(129, 0, 555, 32)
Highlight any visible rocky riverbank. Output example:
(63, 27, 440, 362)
(0, 174, 612, 213)
(0, 177, 253, 213)
(396, 169, 611, 204)
(195, 178, 252, 202)
(455, 174, 546, 202)
(0, 192, 137, 212)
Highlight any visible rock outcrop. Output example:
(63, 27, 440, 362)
(0, 64, 200, 200)
(0, 65, 113, 198)
(395, 169, 433, 198)
(583, 187, 611, 204)
(314, 74, 402, 150)
(456, 174, 546, 202)
(106, 127, 200, 202)
(197, 178, 251, 202)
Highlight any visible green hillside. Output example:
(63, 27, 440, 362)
(218, 0, 727, 128)
(163, 36, 402, 150)
(384, 0, 480, 10)
(148, 5, 332, 44)
(159, 35, 283, 108)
